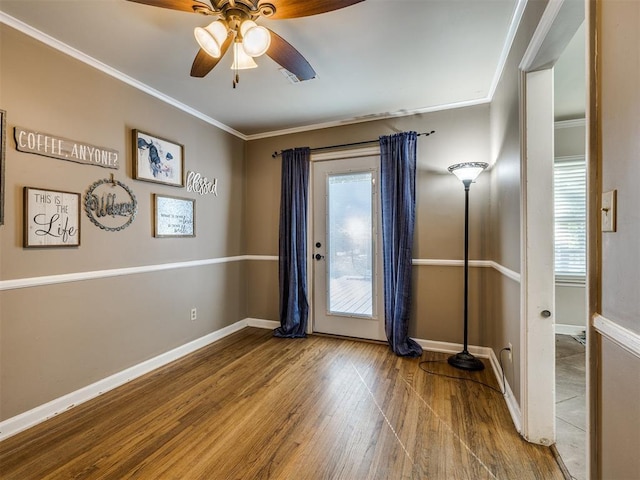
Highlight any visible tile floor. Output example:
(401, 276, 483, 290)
(555, 334, 587, 480)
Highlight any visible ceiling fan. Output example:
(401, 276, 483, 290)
(126, 0, 364, 87)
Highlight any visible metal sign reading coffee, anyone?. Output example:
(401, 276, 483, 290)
(85, 175, 137, 231)
(14, 127, 119, 169)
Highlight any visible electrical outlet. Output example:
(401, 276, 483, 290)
(190, 308, 197, 321)
(507, 342, 513, 361)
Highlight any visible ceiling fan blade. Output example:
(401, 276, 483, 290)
(265, 29, 316, 81)
(190, 35, 233, 77)
(126, 0, 213, 14)
(261, 0, 364, 19)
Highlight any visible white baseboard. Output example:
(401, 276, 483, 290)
(413, 338, 492, 358)
(0, 318, 269, 442)
(487, 348, 522, 434)
(246, 318, 281, 329)
(0, 319, 522, 443)
(555, 324, 586, 336)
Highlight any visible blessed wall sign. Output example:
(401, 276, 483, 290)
(15, 127, 119, 169)
(186, 171, 217, 196)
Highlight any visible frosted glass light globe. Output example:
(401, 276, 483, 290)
(240, 20, 271, 57)
(194, 21, 227, 58)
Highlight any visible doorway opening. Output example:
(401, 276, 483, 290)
(520, 0, 587, 478)
(553, 20, 587, 480)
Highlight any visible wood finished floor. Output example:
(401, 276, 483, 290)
(0, 328, 563, 479)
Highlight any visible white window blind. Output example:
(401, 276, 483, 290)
(554, 156, 586, 281)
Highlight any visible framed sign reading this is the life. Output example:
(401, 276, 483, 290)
(24, 187, 80, 247)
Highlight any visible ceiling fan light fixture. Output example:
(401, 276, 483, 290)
(231, 42, 258, 70)
(194, 20, 227, 58)
(240, 20, 271, 57)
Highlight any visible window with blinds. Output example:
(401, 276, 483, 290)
(554, 156, 586, 282)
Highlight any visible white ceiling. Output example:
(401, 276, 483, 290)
(0, 0, 584, 139)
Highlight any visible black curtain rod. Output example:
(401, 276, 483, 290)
(271, 130, 436, 158)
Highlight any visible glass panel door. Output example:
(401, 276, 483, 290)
(327, 172, 373, 317)
(312, 155, 385, 341)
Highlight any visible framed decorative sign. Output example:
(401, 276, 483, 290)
(154, 194, 195, 238)
(133, 130, 184, 187)
(14, 126, 119, 169)
(84, 175, 137, 232)
(0, 109, 5, 226)
(24, 187, 80, 247)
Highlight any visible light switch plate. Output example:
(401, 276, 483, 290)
(602, 190, 617, 232)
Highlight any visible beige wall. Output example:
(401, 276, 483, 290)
(598, 337, 640, 480)
(0, 0, 570, 438)
(245, 106, 492, 343)
(555, 122, 586, 157)
(599, 1, 640, 333)
(0, 25, 247, 419)
(244, 2, 550, 408)
(487, 0, 548, 401)
(596, 0, 640, 477)
(555, 284, 587, 328)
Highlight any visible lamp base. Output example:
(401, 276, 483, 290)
(448, 351, 485, 371)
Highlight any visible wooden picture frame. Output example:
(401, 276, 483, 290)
(24, 187, 81, 247)
(0, 109, 6, 226)
(154, 194, 195, 238)
(133, 129, 184, 187)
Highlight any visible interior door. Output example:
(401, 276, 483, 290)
(521, 68, 556, 444)
(312, 155, 385, 341)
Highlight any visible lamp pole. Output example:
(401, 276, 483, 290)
(462, 179, 471, 356)
(447, 163, 487, 371)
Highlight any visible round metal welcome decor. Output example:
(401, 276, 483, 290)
(84, 176, 137, 232)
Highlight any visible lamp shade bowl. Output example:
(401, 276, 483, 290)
(448, 162, 489, 183)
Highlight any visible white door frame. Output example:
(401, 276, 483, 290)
(311, 154, 385, 340)
(519, 67, 556, 445)
(306, 146, 381, 335)
(518, 0, 586, 446)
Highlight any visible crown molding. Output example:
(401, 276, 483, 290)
(0, 12, 247, 140)
(245, 97, 491, 141)
(2, 0, 530, 142)
(488, 0, 528, 99)
(520, 0, 565, 71)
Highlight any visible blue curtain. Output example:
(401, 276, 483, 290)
(274, 147, 310, 338)
(379, 132, 423, 357)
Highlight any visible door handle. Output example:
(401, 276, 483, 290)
(314, 254, 325, 261)
(540, 310, 551, 318)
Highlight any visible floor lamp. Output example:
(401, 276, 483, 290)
(447, 162, 488, 371)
